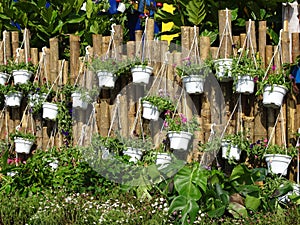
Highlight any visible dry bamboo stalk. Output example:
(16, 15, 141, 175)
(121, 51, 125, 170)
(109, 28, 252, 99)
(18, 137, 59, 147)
(42, 126, 49, 150)
(119, 95, 129, 138)
(245, 20, 257, 53)
(189, 26, 199, 63)
(24, 29, 31, 61)
(201, 95, 211, 142)
(114, 25, 123, 60)
(258, 21, 267, 68)
(239, 34, 246, 52)
(0, 41, 3, 64)
(218, 10, 232, 58)
(3, 31, 11, 61)
(92, 34, 102, 58)
(199, 36, 210, 60)
(135, 30, 143, 58)
(232, 35, 240, 56)
(281, 31, 290, 64)
(146, 18, 155, 41)
(99, 100, 110, 137)
(181, 26, 190, 59)
(30, 48, 39, 66)
(50, 37, 59, 90)
(210, 47, 218, 59)
(291, 33, 300, 62)
(127, 41, 135, 60)
(70, 35, 80, 85)
(11, 31, 19, 59)
(44, 48, 51, 83)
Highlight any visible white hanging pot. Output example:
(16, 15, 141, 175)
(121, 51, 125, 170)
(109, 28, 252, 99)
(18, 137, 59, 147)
(214, 58, 233, 82)
(5, 92, 23, 107)
(0, 72, 9, 85)
(123, 147, 143, 163)
(14, 137, 34, 154)
(117, 2, 126, 13)
(131, 65, 153, 85)
(279, 183, 300, 203)
(71, 92, 89, 110)
(42, 102, 58, 120)
(97, 71, 117, 89)
(221, 140, 241, 161)
(167, 131, 193, 151)
(264, 154, 292, 176)
(235, 75, 255, 94)
(12, 70, 32, 84)
(262, 85, 288, 108)
(156, 153, 172, 166)
(182, 75, 205, 94)
(142, 101, 160, 121)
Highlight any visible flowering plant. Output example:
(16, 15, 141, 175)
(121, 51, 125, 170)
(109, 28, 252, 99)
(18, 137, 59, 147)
(9, 130, 36, 142)
(6, 60, 38, 73)
(176, 57, 211, 78)
(142, 89, 175, 112)
(163, 111, 199, 134)
(0, 63, 13, 74)
(90, 57, 130, 77)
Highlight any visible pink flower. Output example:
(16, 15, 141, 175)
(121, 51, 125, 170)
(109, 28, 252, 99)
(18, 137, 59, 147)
(165, 110, 170, 115)
(253, 76, 258, 83)
(272, 65, 276, 71)
(7, 159, 14, 164)
(179, 113, 187, 123)
(163, 121, 168, 127)
(263, 138, 268, 143)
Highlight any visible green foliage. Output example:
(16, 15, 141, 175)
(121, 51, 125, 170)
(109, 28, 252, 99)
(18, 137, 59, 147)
(9, 130, 36, 142)
(176, 57, 211, 78)
(142, 95, 175, 112)
(90, 57, 131, 77)
(164, 112, 199, 134)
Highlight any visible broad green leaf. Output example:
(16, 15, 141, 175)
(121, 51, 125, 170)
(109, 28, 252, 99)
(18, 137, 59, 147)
(186, 0, 206, 26)
(169, 195, 187, 213)
(86, 0, 93, 19)
(66, 16, 85, 24)
(245, 194, 261, 211)
(228, 202, 248, 218)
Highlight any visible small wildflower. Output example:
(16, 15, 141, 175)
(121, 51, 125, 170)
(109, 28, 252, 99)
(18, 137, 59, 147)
(272, 65, 276, 71)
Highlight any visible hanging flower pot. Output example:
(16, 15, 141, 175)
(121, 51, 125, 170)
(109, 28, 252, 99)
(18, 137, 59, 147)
(264, 154, 292, 176)
(71, 92, 90, 110)
(182, 75, 205, 94)
(42, 102, 58, 120)
(214, 58, 233, 82)
(12, 70, 32, 84)
(262, 85, 288, 108)
(5, 91, 23, 107)
(0, 72, 9, 85)
(97, 71, 117, 89)
(14, 137, 34, 154)
(167, 131, 193, 151)
(28, 93, 47, 108)
(221, 140, 241, 161)
(235, 75, 255, 94)
(123, 147, 143, 163)
(131, 65, 153, 85)
(156, 153, 172, 166)
(142, 101, 160, 121)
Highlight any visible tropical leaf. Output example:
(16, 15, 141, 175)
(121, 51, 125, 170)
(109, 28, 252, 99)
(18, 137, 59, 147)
(186, 0, 206, 26)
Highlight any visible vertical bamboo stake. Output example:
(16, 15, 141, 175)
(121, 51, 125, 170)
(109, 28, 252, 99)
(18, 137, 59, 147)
(291, 33, 300, 62)
(232, 35, 240, 56)
(199, 36, 210, 60)
(281, 31, 290, 64)
(0, 41, 3, 64)
(245, 20, 257, 53)
(258, 21, 267, 68)
(218, 10, 232, 58)
(24, 29, 31, 61)
(50, 37, 59, 90)
(127, 41, 135, 60)
(210, 47, 218, 59)
(11, 31, 19, 59)
(30, 48, 39, 65)
(239, 34, 246, 51)
(189, 26, 199, 62)
(99, 101, 110, 137)
(135, 30, 143, 58)
(44, 48, 51, 82)
(4, 31, 11, 60)
(70, 35, 80, 85)
(114, 25, 123, 60)
(92, 34, 102, 58)
(119, 95, 129, 138)
(181, 26, 190, 59)
(146, 18, 155, 41)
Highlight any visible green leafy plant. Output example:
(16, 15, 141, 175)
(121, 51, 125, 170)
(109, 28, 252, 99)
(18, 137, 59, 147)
(265, 144, 298, 158)
(90, 57, 131, 77)
(72, 85, 98, 103)
(163, 111, 199, 134)
(0, 82, 33, 95)
(176, 57, 211, 78)
(222, 132, 250, 150)
(0, 63, 13, 74)
(9, 130, 36, 142)
(91, 134, 125, 156)
(142, 95, 175, 112)
(7, 60, 38, 74)
(120, 135, 153, 150)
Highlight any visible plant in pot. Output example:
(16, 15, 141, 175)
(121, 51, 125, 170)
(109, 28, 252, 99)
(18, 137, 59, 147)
(90, 57, 126, 89)
(10, 130, 36, 154)
(28, 82, 53, 114)
(163, 111, 199, 151)
(263, 144, 297, 176)
(7, 60, 38, 85)
(245, 138, 268, 168)
(1, 82, 32, 107)
(0, 63, 12, 85)
(256, 64, 292, 108)
(231, 53, 264, 94)
(142, 144, 173, 169)
(176, 57, 210, 94)
(71, 85, 98, 110)
(129, 57, 153, 85)
(121, 135, 153, 163)
(213, 57, 233, 82)
(221, 132, 250, 162)
(141, 94, 175, 121)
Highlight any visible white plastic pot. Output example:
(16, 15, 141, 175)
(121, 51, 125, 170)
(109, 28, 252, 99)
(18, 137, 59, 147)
(214, 58, 233, 82)
(142, 101, 160, 121)
(156, 153, 172, 165)
(167, 131, 193, 151)
(235, 75, 255, 94)
(12, 70, 32, 84)
(5, 92, 23, 107)
(71, 92, 89, 110)
(0, 72, 9, 85)
(262, 85, 288, 108)
(182, 75, 205, 94)
(28, 93, 47, 107)
(131, 65, 153, 85)
(42, 102, 58, 120)
(123, 147, 143, 163)
(97, 71, 117, 89)
(221, 141, 241, 161)
(14, 137, 34, 154)
(264, 154, 292, 176)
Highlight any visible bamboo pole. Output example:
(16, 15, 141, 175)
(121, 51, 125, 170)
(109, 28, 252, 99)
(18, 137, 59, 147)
(181, 26, 190, 59)
(245, 20, 257, 53)
(30, 48, 39, 66)
(291, 33, 300, 63)
(189, 26, 199, 62)
(11, 31, 19, 59)
(127, 41, 135, 60)
(210, 47, 218, 59)
(114, 25, 123, 60)
(258, 21, 267, 68)
(281, 31, 290, 64)
(232, 35, 240, 56)
(70, 35, 80, 85)
(0, 41, 3, 64)
(218, 9, 232, 58)
(239, 34, 246, 51)
(92, 34, 102, 58)
(50, 37, 59, 90)
(199, 36, 210, 60)
(99, 101, 110, 137)
(135, 30, 143, 58)
(3, 31, 11, 60)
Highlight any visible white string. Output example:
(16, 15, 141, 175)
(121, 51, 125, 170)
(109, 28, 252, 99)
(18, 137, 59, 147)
(24, 28, 28, 64)
(105, 24, 116, 59)
(280, 106, 287, 152)
(2, 30, 7, 65)
(32, 46, 47, 82)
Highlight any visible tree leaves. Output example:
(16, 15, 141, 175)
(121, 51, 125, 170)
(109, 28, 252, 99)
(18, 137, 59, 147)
(186, 0, 206, 26)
